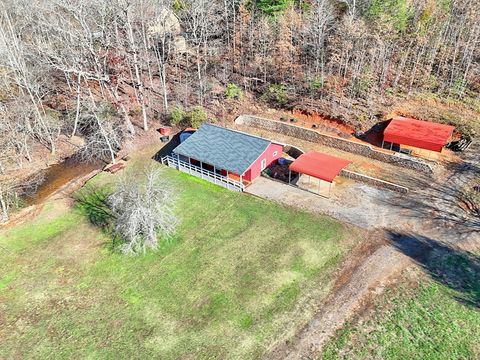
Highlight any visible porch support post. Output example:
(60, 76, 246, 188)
(177, 153, 180, 170)
(288, 169, 291, 184)
(381, 139, 384, 148)
(390, 142, 393, 150)
(329, 182, 332, 197)
(318, 178, 321, 195)
(213, 166, 217, 184)
(200, 161, 204, 179)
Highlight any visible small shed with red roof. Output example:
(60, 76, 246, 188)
(288, 151, 352, 197)
(382, 117, 455, 153)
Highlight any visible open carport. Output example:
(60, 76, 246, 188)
(288, 151, 352, 197)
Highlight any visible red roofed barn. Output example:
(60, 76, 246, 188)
(383, 117, 455, 153)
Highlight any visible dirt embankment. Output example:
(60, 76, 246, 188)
(0, 168, 102, 230)
(1, 136, 82, 190)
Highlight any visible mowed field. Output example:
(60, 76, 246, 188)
(0, 163, 364, 359)
(322, 253, 480, 360)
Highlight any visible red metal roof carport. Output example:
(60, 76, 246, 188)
(382, 117, 455, 152)
(288, 151, 352, 197)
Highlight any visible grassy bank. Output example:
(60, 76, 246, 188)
(0, 166, 363, 359)
(322, 264, 480, 359)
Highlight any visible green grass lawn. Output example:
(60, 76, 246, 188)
(321, 267, 480, 360)
(0, 166, 363, 359)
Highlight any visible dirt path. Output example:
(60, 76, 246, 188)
(263, 210, 478, 360)
(265, 244, 411, 360)
(260, 141, 479, 359)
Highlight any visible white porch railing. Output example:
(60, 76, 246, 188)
(161, 155, 245, 192)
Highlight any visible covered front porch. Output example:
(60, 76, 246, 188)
(162, 154, 247, 192)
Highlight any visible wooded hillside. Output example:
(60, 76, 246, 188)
(0, 0, 478, 172)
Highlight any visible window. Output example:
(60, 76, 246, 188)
(261, 159, 267, 170)
(273, 151, 278, 157)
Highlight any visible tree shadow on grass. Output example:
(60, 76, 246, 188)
(74, 184, 114, 227)
(73, 185, 128, 251)
(388, 231, 480, 308)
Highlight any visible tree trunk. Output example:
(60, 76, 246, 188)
(0, 192, 9, 223)
(71, 75, 82, 137)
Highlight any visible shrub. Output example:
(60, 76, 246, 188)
(451, 78, 466, 98)
(256, 0, 292, 15)
(108, 165, 178, 255)
(188, 107, 208, 128)
(172, 0, 185, 12)
(309, 77, 324, 96)
(366, 0, 413, 32)
(352, 76, 374, 98)
(310, 77, 323, 91)
(170, 106, 186, 126)
(262, 84, 288, 107)
(170, 106, 208, 129)
(225, 83, 243, 99)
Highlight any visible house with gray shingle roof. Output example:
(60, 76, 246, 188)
(163, 124, 283, 191)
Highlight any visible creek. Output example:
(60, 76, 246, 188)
(26, 157, 103, 205)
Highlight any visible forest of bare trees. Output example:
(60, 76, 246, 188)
(0, 0, 478, 219)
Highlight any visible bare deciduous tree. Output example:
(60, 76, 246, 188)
(108, 165, 178, 254)
(76, 103, 125, 164)
(0, 0, 478, 179)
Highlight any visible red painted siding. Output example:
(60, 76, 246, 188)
(243, 143, 283, 182)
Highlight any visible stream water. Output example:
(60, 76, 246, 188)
(26, 157, 103, 205)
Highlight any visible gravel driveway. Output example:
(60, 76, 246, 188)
(251, 141, 479, 359)
(247, 177, 407, 229)
(247, 146, 479, 247)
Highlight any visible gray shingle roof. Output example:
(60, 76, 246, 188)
(172, 124, 271, 175)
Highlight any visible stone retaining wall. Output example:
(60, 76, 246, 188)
(235, 115, 434, 173)
(340, 170, 409, 194)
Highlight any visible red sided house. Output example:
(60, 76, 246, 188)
(162, 124, 283, 191)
